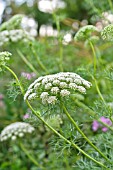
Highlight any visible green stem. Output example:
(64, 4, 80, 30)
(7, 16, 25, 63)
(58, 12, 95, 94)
(62, 103, 111, 163)
(52, 12, 63, 72)
(108, 0, 113, 11)
(20, 142, 44, 169)
(89, 41, 97, 75)
(31, 46, 48, 74)
(73, 98, 113, 131)
(92, 76, 106, 105)
(17, 50, 38, 75)
(3, 65, 108, 168)
(3, 65, 24, 95)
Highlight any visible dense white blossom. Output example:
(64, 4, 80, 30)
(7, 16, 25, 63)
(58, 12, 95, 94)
(24, 72, 92, 105)
(0, 122, 35, 142)
(0, 29, 34, 47)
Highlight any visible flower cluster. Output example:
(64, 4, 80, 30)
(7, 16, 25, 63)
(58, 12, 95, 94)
(0, 122, 35, 141)
(24, 72, 92, 105)
(92, 116, 112, 132)
(101, 24, 113, 41)
(74, 25, 98, 41)
(0, 51, 12, 71)
(0, 29, 34, 47)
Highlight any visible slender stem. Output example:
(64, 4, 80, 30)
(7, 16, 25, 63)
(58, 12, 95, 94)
(89, 41, 97, 75)
(19, 142, 44, 169)
(92, 76, 106, 105)
(62, 103, 111, 163)
(3, 65, 24, 95)
(72, 98, 113, 131)
(17, 50, 38, 75)
(3, 65, 108, 168)
(31, 46, 48, 74)
(52, 12, 63, 72)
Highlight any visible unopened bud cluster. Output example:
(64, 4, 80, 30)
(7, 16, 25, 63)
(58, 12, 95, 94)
(74, 25, 98, 41)
(46, 115, 63, 131)
(0, 14, 24, 32)
(0, 29, 34, 47)
(0, 51, 12, 71)
(0, 122, 35, 141)
(24, 72, 92, 105)
(101, 24, 113, 41)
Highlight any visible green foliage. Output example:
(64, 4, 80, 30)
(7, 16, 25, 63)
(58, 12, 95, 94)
(1, 1, 113, 169)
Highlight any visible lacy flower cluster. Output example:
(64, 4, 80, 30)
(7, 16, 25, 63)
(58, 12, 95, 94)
(0, 122, 35, 141)
(0, 29, 34, 47)
(24, 72, 92, 105)
(74, 25, 98, 41)
(0, 51, 12, 71)
(101, 24, 113, 41)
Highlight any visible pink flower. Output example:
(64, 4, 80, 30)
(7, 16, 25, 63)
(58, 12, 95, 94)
(92, 116, 112, 132)
(23, 113, 29, 119)
(21, 72, 36, 80)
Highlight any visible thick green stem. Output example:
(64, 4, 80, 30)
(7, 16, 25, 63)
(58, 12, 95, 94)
(17, 50, 38, 75)
(89, 41, 97, 75)
(20, 142, 44, 169)
(62, 103, 111, 163)
(3, 65, 108, 168)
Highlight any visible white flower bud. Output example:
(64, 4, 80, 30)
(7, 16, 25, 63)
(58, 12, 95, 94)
(40, 92, 49, 99)
(77, 86, 86, 94)
(27, 93, 37, 100)
(51, 87, 59, 94)
(60, 82, 67, 88)
(47, 96, 57, 104)
(60, 89, 70, 97)
(45, 83, 52, 90)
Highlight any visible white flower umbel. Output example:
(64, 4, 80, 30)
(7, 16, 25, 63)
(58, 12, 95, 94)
(24, 72, 92, 105)
(0, 122, 35, 142)
(74, 25, 98, 41)
(0, 29, 34, 47)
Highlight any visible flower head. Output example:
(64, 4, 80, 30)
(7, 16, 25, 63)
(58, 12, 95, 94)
(74, 25, 98, 41)
(0, 51, 12, 71)
(0, 29, 34, 47)
(24, 72, 92, 105)
(0, 122, 35, 141)
(101, 24, 113, 41)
